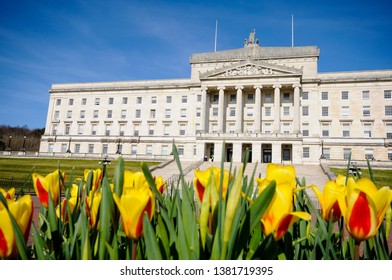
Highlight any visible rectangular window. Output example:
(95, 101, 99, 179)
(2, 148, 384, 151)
(61, 144, 67, 153)
(362, 91, 370, 100)
(361, 106, 370, 117)
(341, 106, 350, 117)
(74, 144, 80, 153)
(67, 111, 72, 118)
(56, 99, 62, 106)
(146, 145, 153, 155)
(343, 148, 351, 160)
(211, 123, 218, 133)
(166, 96, 172, 103)
(322, 123, 329, 137)
(364, 123, 372, 138)
(182, 96, 187, 103)
(163, 123, 170, 135)
(342, 123, 350, 137)
(322, 107, 329, 117)
(54, 111, 60, 120)
(386, 123, 392, 139)
(181, 109, 187, 118)
(81, 98, 87, 105)
(283, 107, 290, 116)
(263, 123, 272, 134)
(93, 110, 99, 118)
(119, 125, 125, 136)
(265, 107, 271, 117)
(105, 124, 111, 136)
(51, 124, 58, 135)
(324, 148, 331, 160)
(131, 145, 137, 155)
(121, 110, 127, 119)
(197, 95, 202, 102)
(196, 108, 201, 117)
(95, 98, 100, 105)
(88, 144, 94, 154)
(148, 124, 155, 135)
(107, 110, 112, 118)
(264, 93, 272, 103)
(302, 91, 308, 100)
(151, 96, 157, 104)
(102, 144, 108, 155)
(365, 149, 374, 160)
(230, 107, 235, 117)
(179, 124, 187, 135)
(302, 123, 309, 137)
(133, 124, 140, 136)
(282, 123, 290, 134)
(108, 98, 114, 105)
(78, 124, 84, 135)
(302, 106, 309, 116)
(177, 146, 184, 156)
(385, 106, 392, 116)
(91, 124, 97, 136)
(384, 90, 391, 99)
(165, 109, 171, 118)
(303, 147, 310, 158)
(150, 109, 156, 118)
(136, 97, 142, 104)
(228, 124, 235, 133)
(48, 143, 54, 153)
(122, 97, 128, 104)
(213, 107, 218, 117)
(388, 150, 392, 161)
(247, 107, 253, 117)
(246, 123, 254, 133)
(80, 110, 85, 119)
(135, 109, 141, 118)
(283, 92, 290, 102)
(161, 145, 169, 156)
(65, 124, 70, 135)
(321, 92, 328, 100)
(68, 99, 74, 105)
(212, 95, 219, 103)
(247, 93, 254, 103)
(230, 94, 236, 103)
(341, 91, 349, 100)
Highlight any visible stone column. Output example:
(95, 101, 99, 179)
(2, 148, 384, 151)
(273, 84, 281, 133)
(200, 87, 208, 133)
(217, 86, 225, 133)
(235, 85, 244, 133)
(254, 85, 262, 133)
(293, 84, 301, 134)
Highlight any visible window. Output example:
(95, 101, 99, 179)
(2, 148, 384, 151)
(341, 106, 350, 117)
(282, 123, 290, 134)
(179, 123, 187, 135)
(302, 106, 309, 116)
(302, 123, 309, 136)
(177, 146, 184, 156)
(302, 91, 308, 100)
(119, 124, 125, 136)
(303, 147, 310, 158)
(146, 145, 152, 155)
(361, 106, 371, 117)
(365, 149, 374, 160)
(247, 107, 253, 117)
(342, 123, 350, 137)
(102, 144, 108, 155)
(196, 108, 201, 117)
(324, 148, 330, 160)
(56, 99, 62, 106)
(131, 145, 137, 155)
(321, 123, 329, 137)
(68, 99, 74, 105)
(181, 109, 187, 118)
(74, 144, 80, 153)
(107, 110, 112, 118)
(247, 93, 254, 103)
(108, 98, 114, 105)
(122, 97, 128, 104)
(386, 123, 392, 139)
(341, 91, 349, 100)
(136, 97, 142, 104)
(121, 110, 126, 119)
(105, 124, 111, 136)
(166, 96, 172, 103)
(385, 106, 392, 116)
(283, 92, 290, 102)
(54, 111, 60, 120)
(229, 107, 235, 117)
(65, 124, 70, 135)
(82, 98, 87, 105)
(263, 123, 272, 134)
(150, 109, 156, 118)
(91, 124, 97, 135)
(135, 109, 141, 118)
(343, 148, 351, 160)
(148, 124, 155, 135)
(213, 107, 218, 117)
(61, 144, 67, 153)
(48, 143, 54, 153)
(363, 123, 372, 138)
(197, 95, 202, 102)
(78, 123, 84, 135)
(80, 110, 85, 118)
(95, 98, 100, 105)
(67, 111, 72, 119)
(264, 93, 272, 103)
(230, 94, 236, 103)
(265, 107, 271, 116)
(88, 144, 94, 154)
(163, 123, 170, 135)
(384, 90, 391, 99)
(182, 96, 187, 103)
(165, 109, 171, 118)
(212, 95, 219, 103)
(362, 91, 370, 100)
(321, 92, 328, 100)
(228, 123, 235, 133)
(246, 123, 254, 133)
(161, 145, 169, 156)
(388, 150, 392, 161)
(133, 124, 140, 136)
(93, 110, 99, 118)
(151, 96, 157, 104)
(51, 124, 58, 135)
(211, 123, 218, 133)
(322, 107, 329, 117)
(283, 107, 290, 116)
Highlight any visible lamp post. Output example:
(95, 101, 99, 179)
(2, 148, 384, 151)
(22, 136, 27, 151)
(7, 135, 12, 151)
(66, 137, 72, 153)
(99, 155, 111, 178)
(320, 140, 325, 159)
(116, 139, 122, 154)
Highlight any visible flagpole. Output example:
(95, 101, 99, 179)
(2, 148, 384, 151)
(214, 19, 218, 52)
(291, 14, 294, 47)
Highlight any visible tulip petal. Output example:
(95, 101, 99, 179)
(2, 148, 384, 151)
(275, 212, 311, 240)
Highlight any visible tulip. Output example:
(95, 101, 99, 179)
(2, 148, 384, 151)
(0, 188, 15, 200)
(84, 169, 102, 191)
(56, 184, 79, 223)
(123, 171, 150, 193)
(340, 177, 392, 242)
(193, 166, 232, 201)
(85, 190, 102, 228)
(32, 169, 65, 208)
(113, 186, 154, 240)
(154, 176, 166, 194)
(312, 180, 346, 223)
(0, 195, 33, 259)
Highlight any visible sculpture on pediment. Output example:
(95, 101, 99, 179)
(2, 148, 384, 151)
(244, 29, 259, 46)
(223, 65, 274, 76)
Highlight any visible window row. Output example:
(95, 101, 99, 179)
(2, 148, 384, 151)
(303, 147, 392, 161)
(317, 90, 392, 101)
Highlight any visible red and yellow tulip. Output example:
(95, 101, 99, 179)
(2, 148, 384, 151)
(85, 190, 102, 228)
(56, 184, 79, 223)
(0, 194, 33, 259)
(256, 163, 311, 240)
(340, 177, 392, 242)
(32, 169, 65, 208)
(113, 186, 154, 240)
(193, 166, 232, 201)
(154, 176, 166, 194)
(84, 169, 102, 191)
(312, 180, 346, 223)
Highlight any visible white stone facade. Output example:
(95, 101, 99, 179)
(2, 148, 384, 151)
(40, 37, 392, 164)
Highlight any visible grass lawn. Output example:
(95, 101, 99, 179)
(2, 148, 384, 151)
(0, 157, 160, 190)
(330, 167, 392, 188)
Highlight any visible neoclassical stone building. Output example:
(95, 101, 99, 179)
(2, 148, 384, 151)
(40, 32, 392, 164)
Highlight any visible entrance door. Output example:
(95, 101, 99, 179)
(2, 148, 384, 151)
(263, 149, 272, 163)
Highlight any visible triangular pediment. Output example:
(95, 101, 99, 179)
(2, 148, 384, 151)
(199, 59, 302, 80)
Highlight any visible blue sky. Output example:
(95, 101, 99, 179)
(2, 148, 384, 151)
(1, 0, 391, 129)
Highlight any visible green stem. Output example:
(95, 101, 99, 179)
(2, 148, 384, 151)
(354, 241, 360, 260)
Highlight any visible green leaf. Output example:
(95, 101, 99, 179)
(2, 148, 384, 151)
(249, 180, 276, 231)
(98, 176, 113, 259)
(143, 213, 162, 260)
(114, 156, 124, 196)
(32, 224, 50, 260)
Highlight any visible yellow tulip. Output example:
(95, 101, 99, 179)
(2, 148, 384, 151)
(123, 171, 150, 193)
(0, 188, 15, 200)
(340, 177, 392, 242)
(0, 195, 33, 259)
(257, 163, 297, 189)
(154, 176, 166, 194)
(32, 169, 65, 208)
(193, 166, 232, 201)
(113, 186, 154, 240)
(84, 169, 102, 190)
(56, 184, 79, 223)
(85, 190, 102, 228)
(312, 180, 346, 223)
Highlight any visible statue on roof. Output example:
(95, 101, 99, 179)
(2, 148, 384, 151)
(244, 29, 259, 47)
